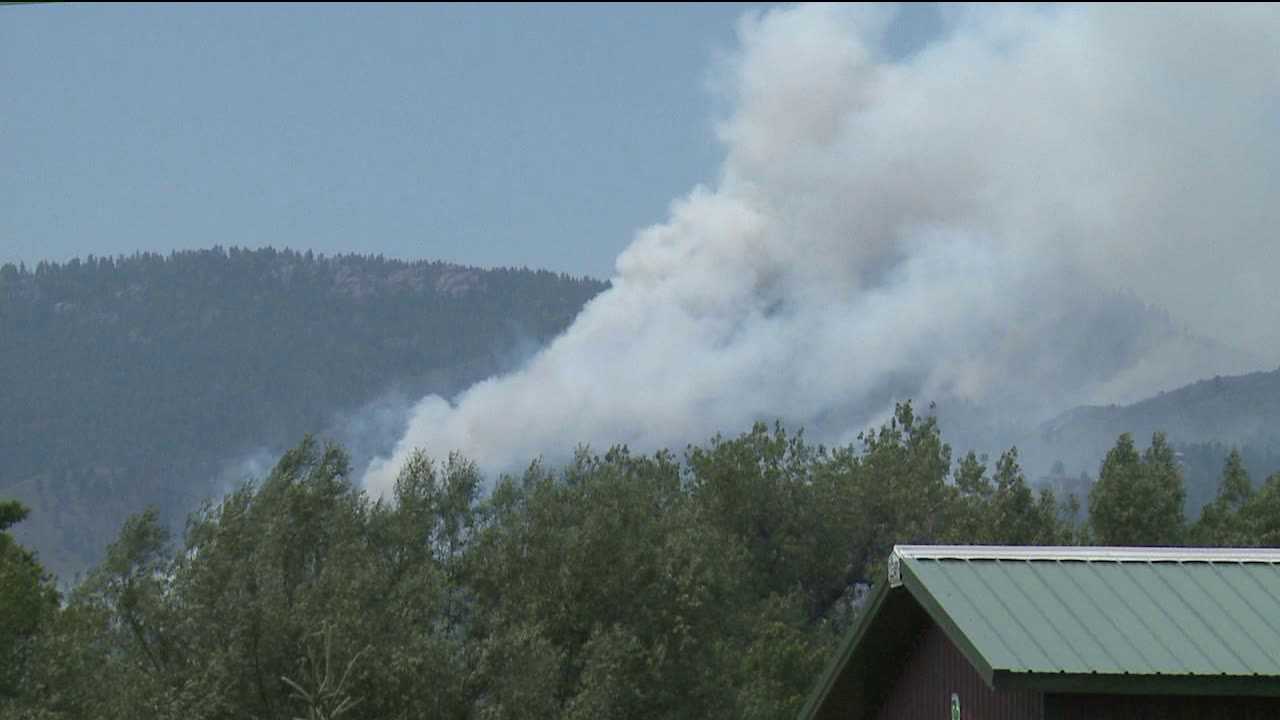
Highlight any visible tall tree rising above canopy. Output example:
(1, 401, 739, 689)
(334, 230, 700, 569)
(1089, 433, 1187, 545)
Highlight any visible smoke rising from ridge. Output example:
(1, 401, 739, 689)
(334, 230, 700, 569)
(365, 3, 1279, 491)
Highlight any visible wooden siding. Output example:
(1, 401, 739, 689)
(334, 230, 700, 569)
(874, 622, 1043, 720)
(1045, 693, 1280, 720)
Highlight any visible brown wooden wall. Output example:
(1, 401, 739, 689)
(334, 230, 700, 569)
(1045, 693, 1280, 720)
(874, 622, 1043, 720)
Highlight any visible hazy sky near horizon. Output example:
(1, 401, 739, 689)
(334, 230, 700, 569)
(2, 3, 942, 279)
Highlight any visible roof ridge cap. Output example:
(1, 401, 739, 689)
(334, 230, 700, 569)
(892, 545, 1280, 563)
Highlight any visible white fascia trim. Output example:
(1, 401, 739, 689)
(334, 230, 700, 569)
(893, 544, 1280, 563)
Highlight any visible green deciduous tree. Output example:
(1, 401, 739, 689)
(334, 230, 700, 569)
(10, 409, 1226, 719)
(0, 500, 59, 702)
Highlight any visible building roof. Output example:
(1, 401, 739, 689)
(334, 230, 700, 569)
(799, 545, 1280, 719)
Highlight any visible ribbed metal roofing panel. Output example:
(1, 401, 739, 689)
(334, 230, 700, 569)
(896, 546, 1280, 678)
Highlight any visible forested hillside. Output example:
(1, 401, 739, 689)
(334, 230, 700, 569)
(1043, 369, 1280, 450)
(4, 247, 1280, 718)
(4, 404, 1278, 718)
(0, 248, 606, 578)
(1031, 368, 1280, 512)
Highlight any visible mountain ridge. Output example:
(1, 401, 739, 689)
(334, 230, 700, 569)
(0, 247, 607, 579)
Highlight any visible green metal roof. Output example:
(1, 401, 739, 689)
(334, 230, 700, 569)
(799, 545, 1280, 719)
(895, 545, 1280, 682)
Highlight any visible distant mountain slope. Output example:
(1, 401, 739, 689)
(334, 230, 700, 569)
(1038, 368, 1280, 459)
(1031, 368, 1280, 511)
(0, 248, 606, 579)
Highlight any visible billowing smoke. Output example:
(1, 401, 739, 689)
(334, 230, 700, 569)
(365, 3, 1279, 491)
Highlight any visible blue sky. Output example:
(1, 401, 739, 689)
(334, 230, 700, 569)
(1, 3, 760, 278)
(1, 3, 942, 279)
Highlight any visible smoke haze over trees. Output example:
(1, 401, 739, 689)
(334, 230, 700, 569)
(367, 3, 1278, 493)
(5, 244, 1276, 588)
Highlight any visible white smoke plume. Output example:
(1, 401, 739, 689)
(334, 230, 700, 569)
(365, 3, 1280, 491)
